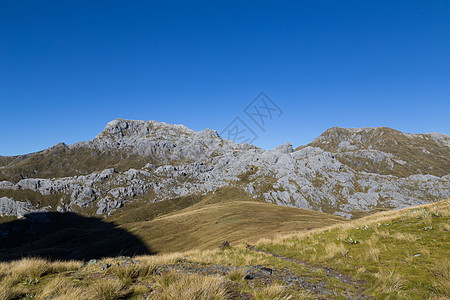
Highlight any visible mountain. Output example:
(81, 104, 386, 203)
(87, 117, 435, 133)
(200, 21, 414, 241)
(0, 119, 449, 223)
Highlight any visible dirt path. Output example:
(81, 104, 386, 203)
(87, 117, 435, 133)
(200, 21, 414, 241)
(247, 246, 372, 299)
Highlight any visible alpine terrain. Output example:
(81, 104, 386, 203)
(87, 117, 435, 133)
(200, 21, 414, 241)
(1, 119, 449, 221)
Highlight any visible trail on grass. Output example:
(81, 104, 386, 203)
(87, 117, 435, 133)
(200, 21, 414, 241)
(247, 246, 373, 299)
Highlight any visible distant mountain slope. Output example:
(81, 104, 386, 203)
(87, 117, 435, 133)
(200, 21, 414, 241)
(0, 119, 449, 221)
(307, 127, 450, 177)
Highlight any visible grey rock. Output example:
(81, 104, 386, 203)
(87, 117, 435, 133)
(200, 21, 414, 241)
(0, 197, 48, 218)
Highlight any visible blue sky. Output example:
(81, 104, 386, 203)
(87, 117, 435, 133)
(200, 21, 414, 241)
(1, 1, 449, 156)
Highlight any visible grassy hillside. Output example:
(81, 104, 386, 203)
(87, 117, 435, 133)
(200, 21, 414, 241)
(257, 198, 450, 299)
(0, 187, 346, 260)
(1, 198, 448, 299)
(0, 145, 150, 183)
(106, 187, 347, 253)
(121, 200, 347, 254)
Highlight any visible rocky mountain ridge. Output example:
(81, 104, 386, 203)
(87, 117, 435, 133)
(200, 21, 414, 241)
(1, 119, 449, 219)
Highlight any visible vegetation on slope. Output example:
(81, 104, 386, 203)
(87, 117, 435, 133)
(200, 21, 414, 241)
(1, 198, 448, 299)
(108, 187, 347, 254)
(122, 200, 347, 254)
(0, 187, 346, 260)
(257, 198, 450, 299)
(0, 145, 151, 183)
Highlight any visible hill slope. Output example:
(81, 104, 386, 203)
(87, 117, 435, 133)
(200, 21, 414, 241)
(0, 188, 347, 260)
(1, 199, 448, 299)
(120, 196, 347, 254)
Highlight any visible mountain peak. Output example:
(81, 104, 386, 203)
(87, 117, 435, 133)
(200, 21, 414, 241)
(101, 118, 194, 138)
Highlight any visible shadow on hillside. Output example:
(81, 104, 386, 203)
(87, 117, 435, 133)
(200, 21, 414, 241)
(0, 212, 155, 262)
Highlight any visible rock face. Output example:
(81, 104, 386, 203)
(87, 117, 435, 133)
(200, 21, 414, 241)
(0, 119, 449, 218)
(0, 197, 49, 218)
(308, 127, 450, 177)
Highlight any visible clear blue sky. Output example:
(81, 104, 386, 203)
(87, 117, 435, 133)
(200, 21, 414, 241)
(1, 1, 449, 156)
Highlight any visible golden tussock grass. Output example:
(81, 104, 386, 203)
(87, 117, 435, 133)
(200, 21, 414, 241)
(0, 258, 83, 285)
(49, 260, 83, 272)
(138, 247, 267, 268)
(135, 252, 186, 265)
(323, 242, 347, 260)
(366, 247, 380, 262)
(431, 259, 450, 298)
(355, 266, 367, 279)
(392, 232, 416, 242)
(0, 282, 24, 300)
(90, 278, 124, 300)
(365, 234, 380, 246)
(376, 229, 391, 239)
(422, 215, 433, 225)
(36, 276, 87, 300)
(419, 247, 431, 258)
(150, 270, 226, 300)
(4, 257, 51, 284)
(186, 247, 269, 267)
(51, 288, 89, 300)
(123, 194, 347, 254)
(252, 284, 291, 300)
(374, 269, 404, 295)
(227, 268, 247, 282)
(107, 262, 156, 283)
(440, 223, 450, 232)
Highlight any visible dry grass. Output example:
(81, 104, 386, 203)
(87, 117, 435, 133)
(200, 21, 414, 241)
(0, 258, 83, 286)
(366, 247, 380, 262)
(376, 229, 391, 239)
(227, 268, 247, 282)
(440, 223, 450, 232)
(323, 242, 347, 260)
(36, 276, 87, 300)
(422, 214, 433, 225)
(252, 284, 314, 299)
(49, 260, 84, 272)
(182, 247, 270, 267)
(252, 284, 290, 299)
(0, 282, 24, 300)
(150, 270, 226, 300)
(107, 262, 156, 283)
(392, 232, 416, 242)
(4, 258, 51, 284)
(135, 252, 186, 265)
(356, 266, 367, 278)
(432, 259, 450, 298)
(123, 197, 347, 254)
(51, 288, 89, 300)
(90, 278, 124, 300)
(374, 269, 404, 295)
